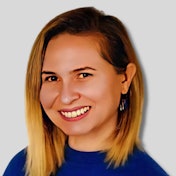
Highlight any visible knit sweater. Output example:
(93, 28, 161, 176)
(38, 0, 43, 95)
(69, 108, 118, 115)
(3, 145, 169, 176)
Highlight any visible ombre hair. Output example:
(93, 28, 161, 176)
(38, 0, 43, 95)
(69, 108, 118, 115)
(25, 6, 144, 176)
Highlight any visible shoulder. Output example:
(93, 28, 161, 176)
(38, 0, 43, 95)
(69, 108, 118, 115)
(122, 147, 169, 176)
(3, 148, 27, 176)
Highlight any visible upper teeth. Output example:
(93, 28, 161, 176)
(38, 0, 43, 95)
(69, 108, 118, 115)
(61, 106, 90, 118)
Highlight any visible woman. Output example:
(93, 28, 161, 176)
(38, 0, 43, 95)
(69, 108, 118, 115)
(3, 6, 168, 176)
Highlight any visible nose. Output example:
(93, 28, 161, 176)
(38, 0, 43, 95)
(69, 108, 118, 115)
(60, 82, 80, 105)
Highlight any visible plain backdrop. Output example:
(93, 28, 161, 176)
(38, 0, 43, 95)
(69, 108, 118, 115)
(0, 1, 175, 175)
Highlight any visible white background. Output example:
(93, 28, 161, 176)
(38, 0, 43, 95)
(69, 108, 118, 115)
(0, 1, 175, 175)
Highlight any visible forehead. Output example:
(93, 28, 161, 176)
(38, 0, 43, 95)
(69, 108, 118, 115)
(43, 34, 103, 66)
(42, 33, 116, 75)
(46, 33, 101, 52)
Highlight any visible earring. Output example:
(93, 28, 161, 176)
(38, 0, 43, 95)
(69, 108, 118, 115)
(119, 94, 128, 111)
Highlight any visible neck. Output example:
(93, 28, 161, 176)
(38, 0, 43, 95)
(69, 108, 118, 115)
(68, 127, 115, 152)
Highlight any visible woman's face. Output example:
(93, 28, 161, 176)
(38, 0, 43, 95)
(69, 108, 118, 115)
(40, 33, 125, 149)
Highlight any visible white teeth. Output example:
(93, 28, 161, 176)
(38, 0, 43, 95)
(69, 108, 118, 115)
(61, 106, 90, 118)
(67, 112, 71, 118)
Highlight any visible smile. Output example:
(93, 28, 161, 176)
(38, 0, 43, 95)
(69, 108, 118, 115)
(60, 106, 90, 119)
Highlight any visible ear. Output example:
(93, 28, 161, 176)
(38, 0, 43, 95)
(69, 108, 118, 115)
(121, 63, 136, 94)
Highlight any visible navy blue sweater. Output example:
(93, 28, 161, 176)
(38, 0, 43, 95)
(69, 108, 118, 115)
(3, 145, 169, 176)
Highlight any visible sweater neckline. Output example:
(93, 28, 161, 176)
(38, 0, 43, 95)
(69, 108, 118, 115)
(65, 144, 107, 164)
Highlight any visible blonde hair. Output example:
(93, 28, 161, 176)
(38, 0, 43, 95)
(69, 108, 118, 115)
(25, 6, 144, 176)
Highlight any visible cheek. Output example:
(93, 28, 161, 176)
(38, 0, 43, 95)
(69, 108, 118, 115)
(89, 78, 121, 107)
(40, 85, 59, 109)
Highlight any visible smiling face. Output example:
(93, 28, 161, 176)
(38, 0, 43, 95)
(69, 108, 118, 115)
(40, 33, 126, 150)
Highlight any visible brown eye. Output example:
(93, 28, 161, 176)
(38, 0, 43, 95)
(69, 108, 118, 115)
(78, 73, 93, 79)
(45, 76, 58, 82)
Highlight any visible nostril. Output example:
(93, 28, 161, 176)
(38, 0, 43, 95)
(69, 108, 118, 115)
(59, 83, 80, 105)
(60, 92, 80, 105)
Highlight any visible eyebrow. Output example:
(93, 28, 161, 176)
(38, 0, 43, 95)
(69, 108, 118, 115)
(71, 66, 96, 73)
(41, 67, 96, 75)
(41, 71, 55, 75)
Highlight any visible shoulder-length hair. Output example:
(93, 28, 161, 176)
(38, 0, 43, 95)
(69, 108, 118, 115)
(25, 6, 144, 176)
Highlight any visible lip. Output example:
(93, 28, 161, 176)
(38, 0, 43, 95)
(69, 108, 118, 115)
(59, 106, 91, 122)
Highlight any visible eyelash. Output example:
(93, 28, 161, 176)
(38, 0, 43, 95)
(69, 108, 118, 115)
(78, 73, 93, 79)
(44, 75, 58, 82)
(43, 72, 93, 82)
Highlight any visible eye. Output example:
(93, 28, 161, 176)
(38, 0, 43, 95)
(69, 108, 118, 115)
(44, 75, 58, 82)
(78, 73, 93, 79)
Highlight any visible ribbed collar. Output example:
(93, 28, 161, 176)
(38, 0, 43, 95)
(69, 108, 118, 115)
(64, 144, 107, 164)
